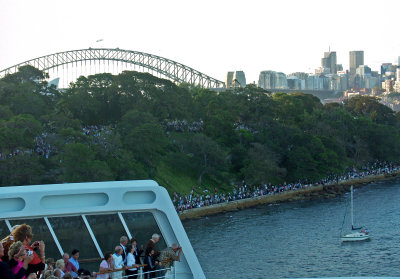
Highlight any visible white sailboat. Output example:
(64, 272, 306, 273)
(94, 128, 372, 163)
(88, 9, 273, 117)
(341, 185, 370, 242)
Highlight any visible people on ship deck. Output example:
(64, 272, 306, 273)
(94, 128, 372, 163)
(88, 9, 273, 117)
(125, 240, 140, 279)
(0, 241, 36, 279)
(111, 246, 125, 278)
(62, 253, 77, 277)
(96, 252, 113, 279)
(118, 236, 128, 266)
(12, 225, 45, 276)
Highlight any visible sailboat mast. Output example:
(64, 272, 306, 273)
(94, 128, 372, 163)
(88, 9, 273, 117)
(351, 185, 354, 228)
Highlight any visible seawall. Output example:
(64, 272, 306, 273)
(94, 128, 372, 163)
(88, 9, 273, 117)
(179, 171, 400, 221)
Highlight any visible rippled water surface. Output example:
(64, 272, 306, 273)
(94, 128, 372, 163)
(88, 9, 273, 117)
(183, 179, 400, 278)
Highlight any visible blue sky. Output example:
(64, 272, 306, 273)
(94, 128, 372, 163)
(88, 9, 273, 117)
(1, 0, 399, 83)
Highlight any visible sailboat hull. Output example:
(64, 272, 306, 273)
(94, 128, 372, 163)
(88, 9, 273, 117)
(341, 232, 370, 242)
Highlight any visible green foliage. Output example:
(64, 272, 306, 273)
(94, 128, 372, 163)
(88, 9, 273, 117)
(59, 143, 114, 182)
(1, 67, 400, 193)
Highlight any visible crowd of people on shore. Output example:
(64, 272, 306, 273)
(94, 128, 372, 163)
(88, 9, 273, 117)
(0, 125, 113, 161)
(173, 161, 400, 213)
(163, 120, 203, 133)
(0, 225, 182, 279)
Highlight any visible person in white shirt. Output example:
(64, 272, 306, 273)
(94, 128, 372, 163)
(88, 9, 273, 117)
(126, 241, 140, 279)
(112, 246, 125, 279)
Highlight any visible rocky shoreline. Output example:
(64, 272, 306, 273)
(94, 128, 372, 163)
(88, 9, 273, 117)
(179, 171, 400, 221)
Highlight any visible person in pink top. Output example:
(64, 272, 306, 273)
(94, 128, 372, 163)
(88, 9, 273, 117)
(96, 252, 114, 279)
(8, 241, 27, 279)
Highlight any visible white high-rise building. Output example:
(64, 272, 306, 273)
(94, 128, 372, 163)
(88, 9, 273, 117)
(258, 71, 287, 89)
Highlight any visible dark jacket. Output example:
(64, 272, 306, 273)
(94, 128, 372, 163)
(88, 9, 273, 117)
(145, 240, 159, 259)
(133, 247, 143, 265)
(0, 261, 27, 279)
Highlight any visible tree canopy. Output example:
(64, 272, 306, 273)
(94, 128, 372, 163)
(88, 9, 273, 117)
(1, 66, 399, 193)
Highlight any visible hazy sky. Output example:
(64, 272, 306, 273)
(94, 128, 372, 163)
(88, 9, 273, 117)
(1, 0, 399, 83)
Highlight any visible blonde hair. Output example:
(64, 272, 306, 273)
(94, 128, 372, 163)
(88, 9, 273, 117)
(8, 241, 23, 259)
(43, 270, 53, 279)
(55, 259, 65, 269)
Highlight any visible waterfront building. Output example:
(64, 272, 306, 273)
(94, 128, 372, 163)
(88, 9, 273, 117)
(287, 76, 305, 90)
(275, 72, 287, 89)
(321, 51, 337, 74)
(258, 71, 275, 89)
(306, 75, 330, 90)
(258, 70, 287, 89)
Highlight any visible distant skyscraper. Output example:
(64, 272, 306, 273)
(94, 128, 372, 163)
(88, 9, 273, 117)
(349, 51, 364, 75)
(258, 71, 287, 89)
(321, 51, 337, 74)
(226, 71, 246, 88)
(349, 51, 364, 88)
(398, 56, 400, 66)
(232, 71, 246, 88)
(258, 71, 275, 89)
(225, 72, 234, 88)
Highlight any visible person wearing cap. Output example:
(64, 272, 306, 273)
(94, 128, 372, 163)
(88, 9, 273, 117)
(159, 244, 182, 279)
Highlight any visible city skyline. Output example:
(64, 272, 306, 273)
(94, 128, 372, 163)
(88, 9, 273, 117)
(1, 0, 400, 83)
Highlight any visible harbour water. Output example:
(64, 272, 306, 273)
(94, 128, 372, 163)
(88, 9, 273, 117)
(183, 179, 400, 278)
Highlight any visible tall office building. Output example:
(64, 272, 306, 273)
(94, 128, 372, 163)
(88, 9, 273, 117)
(321, 51, 337, 74)
(233, 71, 246, 87)
(226, 72, 234, 88)
(258, 71, 287, 89)
(226, 71, 246, 88)
(349, 51, 364, 75)
(349, 51, 364, 88)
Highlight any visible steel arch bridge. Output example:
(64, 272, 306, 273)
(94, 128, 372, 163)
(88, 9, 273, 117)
(0, 48, 225, 88)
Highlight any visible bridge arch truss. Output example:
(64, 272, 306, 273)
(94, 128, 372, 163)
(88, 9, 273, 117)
(0, 48, 225, 88)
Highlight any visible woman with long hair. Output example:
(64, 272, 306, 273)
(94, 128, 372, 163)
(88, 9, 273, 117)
(12, 224, 45, 276)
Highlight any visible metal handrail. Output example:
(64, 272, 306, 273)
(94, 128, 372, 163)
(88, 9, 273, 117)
(95, 259, 173, 275)
(95, 267, 172, 279)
